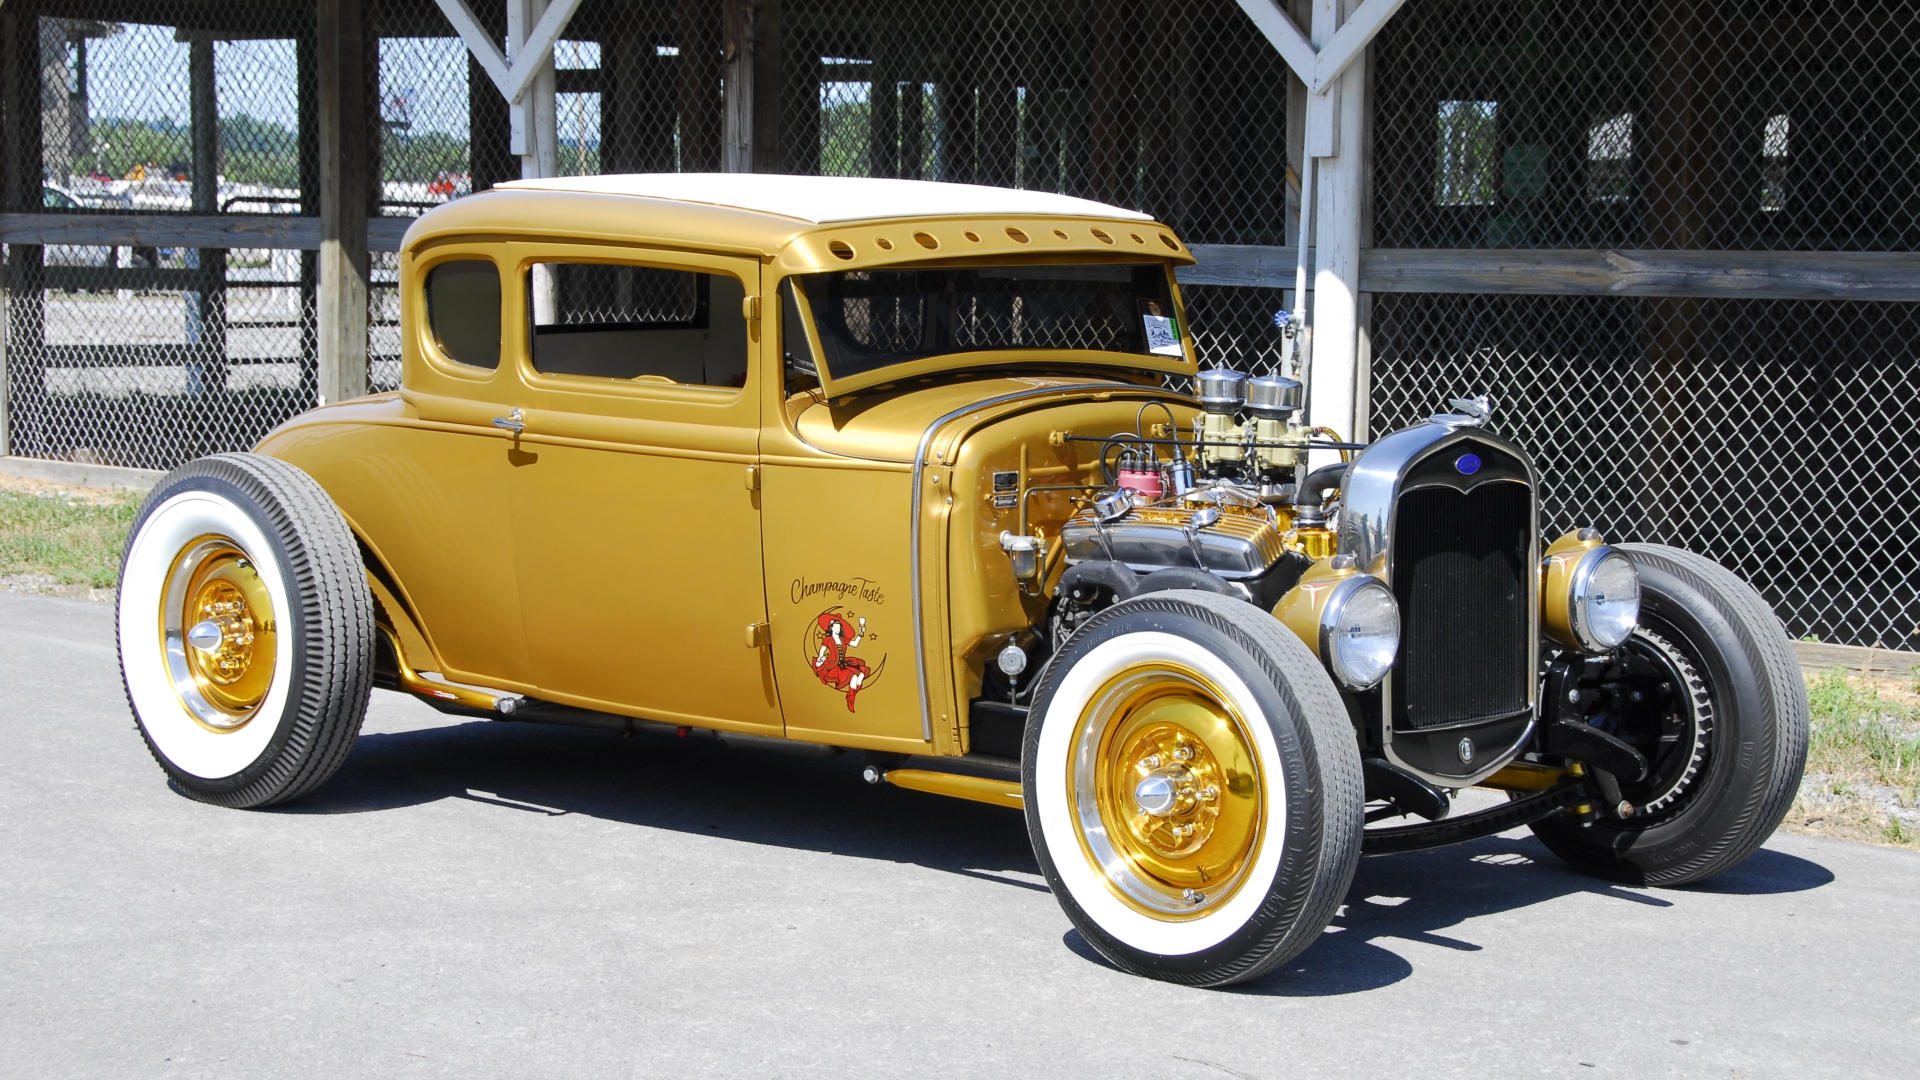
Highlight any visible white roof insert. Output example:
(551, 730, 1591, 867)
(494, 173, 1155, 225)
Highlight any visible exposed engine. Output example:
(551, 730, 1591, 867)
(1035, 367, 1347, 653)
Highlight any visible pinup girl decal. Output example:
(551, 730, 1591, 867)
(807, 608, 884, 712)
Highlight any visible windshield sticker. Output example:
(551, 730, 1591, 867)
(1140, 301, 1183, 357)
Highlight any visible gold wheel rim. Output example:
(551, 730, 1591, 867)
(160, 535, 278, 732)
(1068, 663, 1263, 919)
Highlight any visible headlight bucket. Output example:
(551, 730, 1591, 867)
(1542, 530, 1641, 652)
(1273, 556, 1402, 690)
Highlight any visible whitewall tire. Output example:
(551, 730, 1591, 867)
(118, 453, 374, 807)
(1022, 590, 1364, 986)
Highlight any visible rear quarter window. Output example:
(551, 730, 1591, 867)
(424, 259, 502, 370)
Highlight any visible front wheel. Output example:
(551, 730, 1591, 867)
(118, 453, 375, 807)
(1022, 590, 1364, 987)
(1529, 543, 1809, 885)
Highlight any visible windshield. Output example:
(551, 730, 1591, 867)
(796, 262, 1183, 382)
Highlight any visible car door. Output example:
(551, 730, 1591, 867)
(500, 242, 779, 734)
(320, 247, 533, 690)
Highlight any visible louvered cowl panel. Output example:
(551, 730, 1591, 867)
(1390, 482, 1532, 731)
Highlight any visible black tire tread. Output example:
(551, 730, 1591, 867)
(1532, 543, 1808, 886)
(120, 452, 374, 808)
(1025, 589, 1364, 987)
(1616, 543, 1808, 884)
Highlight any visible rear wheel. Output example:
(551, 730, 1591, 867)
(1529, 544, 1808, 885)
(1023, 590, 1363, 986)
(118, 453, 374, 807)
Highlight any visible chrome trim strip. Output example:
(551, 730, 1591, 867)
(1339, 420, 1543, 788)
(908, 382, 1176, 743)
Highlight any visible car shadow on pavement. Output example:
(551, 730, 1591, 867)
(1225, 836, 1834, 996)
(289, 715, 1046, 880)
(1064, 838, 1834, 997)
(295, 711, 1836, 997)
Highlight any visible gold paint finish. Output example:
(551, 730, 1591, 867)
(260, 181, 1207, 760)
(1476, 761, 1568, 792)
(882, 769, 1023, 809)
(1272, 557, 1364, 660)
(377, 624, 502, 712)
(1071, 664, 1263, 918)
(1289, 526, 1337, 561)
(164, 537, 277, 729)
(1540, 528, 1607, 650)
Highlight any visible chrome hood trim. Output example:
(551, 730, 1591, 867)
(908, 382, 1180, 743)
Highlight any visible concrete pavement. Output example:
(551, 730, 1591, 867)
(2, 590, 1915, 1079)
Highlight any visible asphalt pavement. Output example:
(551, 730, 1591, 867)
(2, 589, 1915, 1079)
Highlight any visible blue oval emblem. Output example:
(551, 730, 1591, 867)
(1455, 453, 1482, 475)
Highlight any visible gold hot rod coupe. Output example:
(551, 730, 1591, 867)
(118, 175, 1808, 986)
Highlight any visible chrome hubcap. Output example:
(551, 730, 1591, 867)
(187, 619, 225, 652)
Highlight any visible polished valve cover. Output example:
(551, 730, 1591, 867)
(1059, 503, 1287, 579)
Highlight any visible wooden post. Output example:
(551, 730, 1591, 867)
(868, 20, 899, 179)
(188, 36, 227, 413)
(678, 0, 723, 171)
(316, 0, 370, 406)
(5, 3, 46, 457)
(510, 0, 559, 179)
(722, 0, 752, 172)
(1307, 0, 1371, 455)
(1086, 0, 1130, 206)
(752, 0, 780, 174)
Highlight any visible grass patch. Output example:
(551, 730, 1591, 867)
(1788, 669, 1920, 846)
(0, 485, 140, 588)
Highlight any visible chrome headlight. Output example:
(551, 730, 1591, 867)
(1569, 548, 1640, 651)
(1320, 576, 1401, 690)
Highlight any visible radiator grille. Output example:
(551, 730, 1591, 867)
(1390, 482, 1532, 731)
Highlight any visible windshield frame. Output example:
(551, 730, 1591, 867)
(784, 256, 1196, 398)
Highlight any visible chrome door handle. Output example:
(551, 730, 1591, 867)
(492, 408, 525, 433)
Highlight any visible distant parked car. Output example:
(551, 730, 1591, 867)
(42, 182, 82, 209)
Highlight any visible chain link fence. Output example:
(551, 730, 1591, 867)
(777, 0, 1295, 245)
(1367, 0, 1920, 648)
(1373, 0, 1920, 251)
(5, 0, 1913, 646)
(5, 3, 321, 468)
(1370, 293, 1919, 649)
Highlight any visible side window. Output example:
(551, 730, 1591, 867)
(527, 261, 747, 390)
(425, 259, 502, 370)
(779, 278, 820, 395)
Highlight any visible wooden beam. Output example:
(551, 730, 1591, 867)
(1360, 249, 1920, 302)
(317, 0, 370, 406)
(1178, 246, 1920, 302)
(0, 213, 411, 251)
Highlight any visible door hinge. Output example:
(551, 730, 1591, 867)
(744, 463, 761, 490)
(744, 622, 771, 648)
(741, 294, 762, 321)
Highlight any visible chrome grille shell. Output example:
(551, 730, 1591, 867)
(1339, 420, 1541, 788)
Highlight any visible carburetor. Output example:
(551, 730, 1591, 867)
(1192, 367, 1306, 486)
